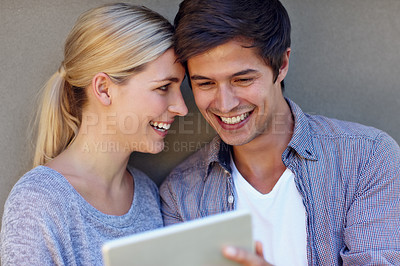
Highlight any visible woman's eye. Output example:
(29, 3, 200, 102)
(158, 83, 170, 92)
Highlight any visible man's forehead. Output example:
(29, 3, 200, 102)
(186, 41, 266, 77)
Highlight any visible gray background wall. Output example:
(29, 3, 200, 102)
(1, 0, 399, 233)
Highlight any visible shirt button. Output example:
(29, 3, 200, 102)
(228, 195, 234, 204)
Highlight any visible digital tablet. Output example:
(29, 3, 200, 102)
(102, 210, 253, 266)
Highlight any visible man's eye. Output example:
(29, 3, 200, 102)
(234, 78, 254, 86)
(196, 81, 215, 89)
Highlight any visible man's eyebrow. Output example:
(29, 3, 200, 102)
(190, 69, 259, 81)
(190, 75, 210, 81)
(231, 69, 258, 77)
(152, 77, 180, 83)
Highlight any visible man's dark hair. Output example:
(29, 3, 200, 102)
(174, 0, 291, 88)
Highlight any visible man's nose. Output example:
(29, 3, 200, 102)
(214, 84, 239, 113)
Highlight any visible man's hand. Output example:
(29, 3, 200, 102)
(222, 241, 273, 266)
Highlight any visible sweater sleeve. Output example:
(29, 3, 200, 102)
(1, 180, 69, 266)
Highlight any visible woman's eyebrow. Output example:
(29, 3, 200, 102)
(152, 76, 180, 83)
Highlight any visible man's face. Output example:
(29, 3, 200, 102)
(187, 40, 289, 146)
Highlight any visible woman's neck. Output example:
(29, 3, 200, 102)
(45, 131, 134, 215)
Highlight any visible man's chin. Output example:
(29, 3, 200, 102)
(219, 134, 252, 147)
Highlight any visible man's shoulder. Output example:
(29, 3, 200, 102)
(161, 137, 221, 189)
(307, 113, 384, 141)
(305, 114, 400, 160)
(288, 98, 385, 141)
(169, 141, 213, 177)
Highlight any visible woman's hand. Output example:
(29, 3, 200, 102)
(222, 241, 273, 266)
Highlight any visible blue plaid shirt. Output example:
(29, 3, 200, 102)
(160, 99, 400, 265)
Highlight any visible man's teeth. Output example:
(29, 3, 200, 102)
(150, 121, 171, 131)
(220, 112, 249, 125)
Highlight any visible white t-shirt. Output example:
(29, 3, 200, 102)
(231, 160, 308, 266)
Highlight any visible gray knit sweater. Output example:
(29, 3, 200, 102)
(0, 165, 163, 265)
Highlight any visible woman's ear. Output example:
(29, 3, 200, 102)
(277, 48, 291, 82)
(91, 72, 113, 106)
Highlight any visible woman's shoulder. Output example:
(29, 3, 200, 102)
(126, 165, 162, 228)
(126, 165, 161, 206)
(127, 166, 157, 189)
(1, 166, 74, 264)
(5, 166, 73, 212)
(14, 165, 70, 191)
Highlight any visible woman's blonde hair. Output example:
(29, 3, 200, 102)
(33, 3, 174, 166)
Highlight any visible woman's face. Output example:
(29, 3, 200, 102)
(110, 49, 188, 154)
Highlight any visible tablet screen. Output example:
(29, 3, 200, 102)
(102, 210, 253, 266)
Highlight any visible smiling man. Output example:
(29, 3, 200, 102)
(160, 0, 400, 265)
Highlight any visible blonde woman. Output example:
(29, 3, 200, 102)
(0, 3, 187, 265)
